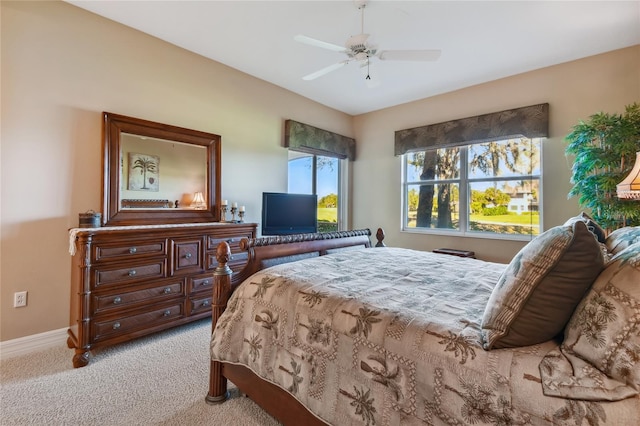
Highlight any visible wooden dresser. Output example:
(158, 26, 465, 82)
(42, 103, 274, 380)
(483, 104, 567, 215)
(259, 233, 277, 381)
(67, 222, 256, 367)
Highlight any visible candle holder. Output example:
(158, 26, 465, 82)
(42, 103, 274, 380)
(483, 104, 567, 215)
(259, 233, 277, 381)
(230, 206, 238, 222)
(238, 210, 245, 223)
(220, 205, 228, 222)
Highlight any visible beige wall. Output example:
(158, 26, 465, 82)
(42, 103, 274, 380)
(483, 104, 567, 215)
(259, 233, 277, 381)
(1, 0, 638, 341)
(352, 45, 640, 262)
(0, 1, 353, 341)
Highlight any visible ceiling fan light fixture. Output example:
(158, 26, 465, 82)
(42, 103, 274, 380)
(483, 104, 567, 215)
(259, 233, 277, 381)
(355, 52, 368, 61)
(346, 34, 369, 52)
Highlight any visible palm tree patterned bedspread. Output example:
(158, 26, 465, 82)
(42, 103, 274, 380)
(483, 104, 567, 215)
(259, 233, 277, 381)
(211, 247, 639, 425)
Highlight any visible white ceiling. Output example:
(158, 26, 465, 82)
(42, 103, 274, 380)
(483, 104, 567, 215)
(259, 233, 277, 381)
(65, 1, 640, 116)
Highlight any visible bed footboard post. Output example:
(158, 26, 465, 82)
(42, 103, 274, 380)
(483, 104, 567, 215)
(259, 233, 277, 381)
(206, 241, 232, 405)
(375, 228, 386, 247)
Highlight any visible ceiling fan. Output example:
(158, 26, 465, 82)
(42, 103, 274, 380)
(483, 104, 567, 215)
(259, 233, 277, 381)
(294, 0, 441, 87)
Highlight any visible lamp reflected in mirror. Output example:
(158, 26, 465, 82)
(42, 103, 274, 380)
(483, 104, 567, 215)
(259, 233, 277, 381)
(191, 191, 206, 209)
(617, 152, 640, 200)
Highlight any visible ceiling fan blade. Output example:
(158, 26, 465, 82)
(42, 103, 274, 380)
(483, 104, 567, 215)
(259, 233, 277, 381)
(294, 35, 346, 53)
(378, 49, 441, 61)
(302, 61, 349, 81)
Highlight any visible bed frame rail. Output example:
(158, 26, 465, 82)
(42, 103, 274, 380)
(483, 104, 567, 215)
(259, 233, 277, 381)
(232, 228, 379, 285)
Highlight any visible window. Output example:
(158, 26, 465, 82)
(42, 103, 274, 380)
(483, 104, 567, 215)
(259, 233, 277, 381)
(283, 120, 354, 233)
(402, 138, 542, 239)
(288, 151, 343, 233)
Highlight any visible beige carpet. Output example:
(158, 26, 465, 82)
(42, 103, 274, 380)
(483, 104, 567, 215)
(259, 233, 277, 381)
(0, 319, 280, 425)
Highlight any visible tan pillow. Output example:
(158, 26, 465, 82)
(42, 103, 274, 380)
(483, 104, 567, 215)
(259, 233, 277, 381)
(561, 242, 640, 392)
(481, 220, 604, 349)
(605, 226, 640, 256)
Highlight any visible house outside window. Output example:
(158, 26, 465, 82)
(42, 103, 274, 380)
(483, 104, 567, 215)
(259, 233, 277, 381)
(288, 151, 343, 233)
(402, 138, 542, 239)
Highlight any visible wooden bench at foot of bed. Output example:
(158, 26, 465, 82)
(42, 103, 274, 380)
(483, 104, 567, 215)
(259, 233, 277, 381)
(206, 228, 384, 425)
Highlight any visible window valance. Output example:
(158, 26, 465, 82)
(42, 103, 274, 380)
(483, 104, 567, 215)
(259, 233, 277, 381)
(394, 103, 549, 156)
(285, 119, 356, 161)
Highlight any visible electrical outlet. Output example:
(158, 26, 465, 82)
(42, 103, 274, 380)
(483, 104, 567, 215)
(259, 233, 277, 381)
(14, 291, 27, 308)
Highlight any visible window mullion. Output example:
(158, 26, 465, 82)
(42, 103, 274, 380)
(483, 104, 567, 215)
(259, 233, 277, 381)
(312, 155, 318, 195)
(460, 147, 468, 232)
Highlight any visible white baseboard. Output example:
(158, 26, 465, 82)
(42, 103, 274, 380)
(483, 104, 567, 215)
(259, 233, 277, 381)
(0, 328, 68, 360)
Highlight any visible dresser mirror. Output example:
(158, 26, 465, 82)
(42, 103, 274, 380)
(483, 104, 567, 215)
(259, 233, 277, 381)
(102, 112, 221, 226)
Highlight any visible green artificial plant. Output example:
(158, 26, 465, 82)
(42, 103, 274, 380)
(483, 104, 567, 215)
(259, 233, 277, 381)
(565, 102, 640, 231)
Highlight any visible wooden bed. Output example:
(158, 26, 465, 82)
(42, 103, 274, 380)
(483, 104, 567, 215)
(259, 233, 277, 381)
(206, 228, 381, 425)
(205, 224, 640, 426)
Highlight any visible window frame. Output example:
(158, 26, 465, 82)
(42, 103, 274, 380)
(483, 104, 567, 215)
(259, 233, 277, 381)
(401, 138, 543, 241)
(288, 151, 347, 232)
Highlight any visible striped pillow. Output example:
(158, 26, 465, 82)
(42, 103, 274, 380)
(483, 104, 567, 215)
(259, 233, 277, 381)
(481, 220, 604, 350)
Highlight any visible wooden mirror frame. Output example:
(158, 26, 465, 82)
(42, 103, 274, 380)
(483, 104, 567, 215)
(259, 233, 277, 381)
(102, 112, 221, 226)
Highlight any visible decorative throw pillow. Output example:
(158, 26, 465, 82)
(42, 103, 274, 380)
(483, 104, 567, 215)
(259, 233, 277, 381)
(481, 220, 605, 350)
(561, 241, 640, 392)
(563, 212, 606, 243)
(605, 226, 640, 256)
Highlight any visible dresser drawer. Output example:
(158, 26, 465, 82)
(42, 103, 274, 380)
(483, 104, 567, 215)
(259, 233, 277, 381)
(94, 239, 166, 262)
(188, 275, 213, 294)
(207, 250, 248, 270)
(207, 233, 252, 252)
(92, 304, 183, 341)
(171, 239, 203, 275)
(189, 295, 213, 315)
(92, 280, 184, 314)
(95, 260, 166, 288)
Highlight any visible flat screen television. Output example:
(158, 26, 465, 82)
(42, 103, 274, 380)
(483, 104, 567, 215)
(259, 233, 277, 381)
(261, 192, 318, 236)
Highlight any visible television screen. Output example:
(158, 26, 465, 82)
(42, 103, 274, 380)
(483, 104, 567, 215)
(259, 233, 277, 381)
(261, 192, 318, 235)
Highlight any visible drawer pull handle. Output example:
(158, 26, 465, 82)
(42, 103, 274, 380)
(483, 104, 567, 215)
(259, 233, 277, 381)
(229, 255, 234, 261)
(163, 287, 172, 294)
(129, 247, 137, 254)
(202, 300, 210, 307)
(113, 322, 121, 330)
(128, 270, 137, 277)
(201, 279, 210, 286)
(163, 310, 171, 317)
(184, 253, 192, 259)
(113, 296, 122, 304)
